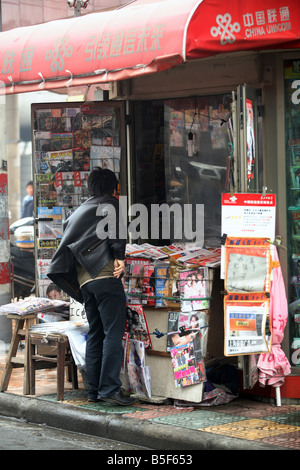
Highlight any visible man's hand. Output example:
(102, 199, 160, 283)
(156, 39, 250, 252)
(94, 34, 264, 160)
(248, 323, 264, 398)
(113, 259, 125, 278)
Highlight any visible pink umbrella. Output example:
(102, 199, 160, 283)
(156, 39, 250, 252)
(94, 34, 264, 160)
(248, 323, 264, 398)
(257, 248, 291, 388)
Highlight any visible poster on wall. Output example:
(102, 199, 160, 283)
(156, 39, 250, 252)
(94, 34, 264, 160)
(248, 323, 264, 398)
(169, 111, 184, 147)
(246, 99, 255, 181)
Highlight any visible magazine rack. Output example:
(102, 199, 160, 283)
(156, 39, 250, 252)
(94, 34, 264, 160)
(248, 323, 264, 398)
(31, 101, 126, 298)
(120, 259, 216, 401)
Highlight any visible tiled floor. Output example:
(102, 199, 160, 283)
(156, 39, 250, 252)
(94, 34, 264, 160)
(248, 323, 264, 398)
(1, 350, 300, 449)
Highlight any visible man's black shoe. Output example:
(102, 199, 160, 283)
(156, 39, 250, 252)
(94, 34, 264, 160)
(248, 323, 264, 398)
(88, 396, 99, 403)
(99, 389, 138, 406)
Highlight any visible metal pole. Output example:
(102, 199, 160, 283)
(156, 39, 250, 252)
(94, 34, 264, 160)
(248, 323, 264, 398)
(0, 0, 2, 32)
(70, 1, 90, 17)
(74, 1, 81, 17)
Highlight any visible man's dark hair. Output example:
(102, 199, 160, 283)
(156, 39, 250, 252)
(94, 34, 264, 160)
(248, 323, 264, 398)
(46, 283, 62, 296)
(88, 167, 118, 196)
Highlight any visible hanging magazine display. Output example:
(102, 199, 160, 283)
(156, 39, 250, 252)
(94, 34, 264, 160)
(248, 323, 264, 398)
(124, 338, 151, 398)
(125, 304, 153, 349)
(179, 267, 210, 312)
(37, 206, 63, 239)
(224, 237, 272, 294)
(170, 341, 206, 388)
(224, 294, 272, 356)
(223, 236, 278, 356)
(32, 102, 124, 299)
(166, 310, 209, 355)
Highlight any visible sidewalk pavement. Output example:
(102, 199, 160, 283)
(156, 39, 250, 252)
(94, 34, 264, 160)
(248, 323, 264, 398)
(1, 351, 300, 451)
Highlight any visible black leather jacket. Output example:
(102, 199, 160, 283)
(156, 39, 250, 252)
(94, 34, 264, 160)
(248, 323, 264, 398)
(47, 195, 126, 303)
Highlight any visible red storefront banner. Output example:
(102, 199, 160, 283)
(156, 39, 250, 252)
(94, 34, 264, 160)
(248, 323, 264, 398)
(0, 0, 299, 94)
(187, 0, 300, 59)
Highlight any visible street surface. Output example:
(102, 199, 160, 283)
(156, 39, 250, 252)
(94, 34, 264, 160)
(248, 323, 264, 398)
(0, 415, 150, 451)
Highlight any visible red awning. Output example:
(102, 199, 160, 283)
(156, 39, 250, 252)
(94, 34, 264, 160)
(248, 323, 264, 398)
(0, 0, 299, 95)
(186, 0, 300, 60)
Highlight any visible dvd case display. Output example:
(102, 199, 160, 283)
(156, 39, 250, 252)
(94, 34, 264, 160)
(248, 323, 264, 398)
(32, 102, 124, 299)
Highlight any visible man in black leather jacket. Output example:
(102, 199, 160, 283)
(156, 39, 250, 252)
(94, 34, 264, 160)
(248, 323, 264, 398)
(48, 168, 137, 406)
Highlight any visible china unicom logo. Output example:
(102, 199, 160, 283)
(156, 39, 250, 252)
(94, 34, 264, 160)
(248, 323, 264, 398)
(211, 13, 241, 45)
(45, 37, 73, 72)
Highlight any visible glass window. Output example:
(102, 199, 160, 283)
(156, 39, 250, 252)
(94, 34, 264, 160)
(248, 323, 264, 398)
(133, 95, 231, 247)
(284, 59, 300, 368)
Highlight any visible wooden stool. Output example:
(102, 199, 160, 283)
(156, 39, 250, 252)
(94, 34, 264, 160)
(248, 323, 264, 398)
(28, 332, 78, 401)
(0, 313, 36, 395)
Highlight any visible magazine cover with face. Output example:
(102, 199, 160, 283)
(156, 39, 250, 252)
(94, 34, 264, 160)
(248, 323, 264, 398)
(179, 268, 209, 312)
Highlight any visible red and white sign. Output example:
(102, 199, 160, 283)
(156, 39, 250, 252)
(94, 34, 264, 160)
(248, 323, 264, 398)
(187, 0, 300, 60)
(221, 193, 276, 239)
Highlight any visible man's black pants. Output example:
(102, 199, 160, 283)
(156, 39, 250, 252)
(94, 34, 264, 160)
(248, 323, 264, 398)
(81, 277, 126, 399)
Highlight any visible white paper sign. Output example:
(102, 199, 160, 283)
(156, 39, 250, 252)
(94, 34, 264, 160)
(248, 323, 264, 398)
(221, 193, 276, 239)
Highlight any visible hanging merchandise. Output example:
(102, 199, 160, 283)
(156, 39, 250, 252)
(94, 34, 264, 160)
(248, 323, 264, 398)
(170, 341, 206, 388)
(32, 102, 123, 299)
(223, 237, 274, 294)
(166, 310, 209, 354)
(257, 248, 291, 387)
(124, 338, 151, 398)
(125, 304, 153, 350)
(223, 236, 281, 357)
(122, 247, 214, 394)
(224, 293, 271, 356)
(179, 267, 210, 312)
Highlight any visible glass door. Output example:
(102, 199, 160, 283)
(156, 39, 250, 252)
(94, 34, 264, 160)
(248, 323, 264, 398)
(284, 59, 300, 367)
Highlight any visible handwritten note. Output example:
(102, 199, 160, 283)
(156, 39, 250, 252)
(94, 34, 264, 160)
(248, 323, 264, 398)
(226, 253, 269, 293)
